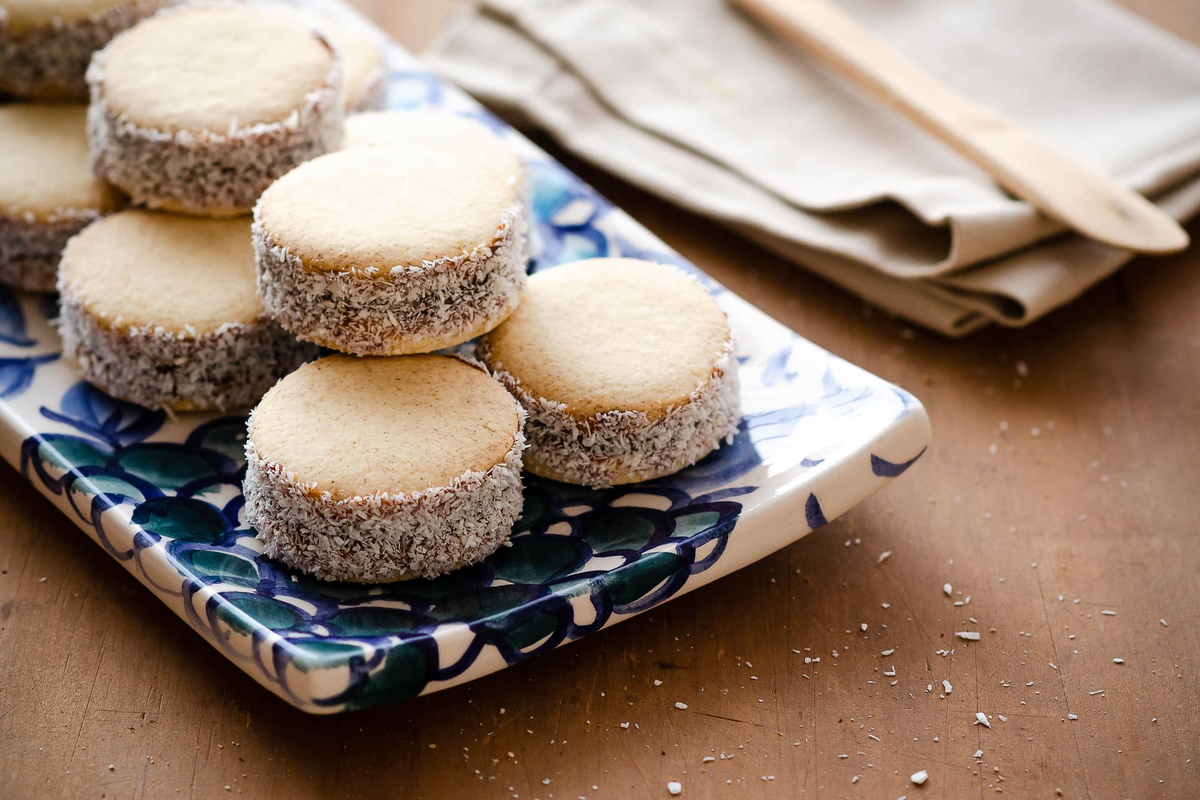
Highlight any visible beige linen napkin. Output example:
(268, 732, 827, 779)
(426, 0, 1200, 335)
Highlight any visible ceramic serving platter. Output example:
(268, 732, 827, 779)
(0, 0, 931, 713)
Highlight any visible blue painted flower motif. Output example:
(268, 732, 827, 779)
(0, 286, 36, 348)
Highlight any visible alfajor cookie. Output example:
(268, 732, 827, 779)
(343, 109, 526, 198)
(57, 210, 317, 410)
(244, 354, 526, 582)
(0, 103, 123, 292)
(308, 13, 386, 112)
(0, 0, 159, 100)
(479, 258, 741, 488)
(86, 2, 343, 217)
(253, 144, 528, 355)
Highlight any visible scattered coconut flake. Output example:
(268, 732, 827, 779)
(910, 770, 929, 785)
(956, 631, 981, 641)
(882, 648, 895, 656)
(1049, 663, 1059, 670)
(1067, 714, 1078, 721)
(1089, 690, 1105, 696)
(861, 623, 868, 632)
(943, 679, 953, 694)
(1113, 658, 1125, 664)
(975, 712, 991, 728)
(974, 749, 983, 759)
(674, 702, 689, 710)
(943, 583, 953, 597)
(877, 550, 892, 564)
(1101, 610, 1117, 616)
(998, 715, 1008, 722)
(1161, 619, 1168, 627)
(667, 780, 682, 796)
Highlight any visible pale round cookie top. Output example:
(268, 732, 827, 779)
(307, 14, 385, 111)
(343, 109, 524, 188)
(250, 354, 521, 498)
(257, 145, 516, 272)
(98, 4, 336, 133)
(60, 210, 263, 334)
(0, 104, 120, 221)
(482, 259, 732, 419)
(1, 0, 135, 34)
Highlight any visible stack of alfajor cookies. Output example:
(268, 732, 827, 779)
(1, 1, 741, 583)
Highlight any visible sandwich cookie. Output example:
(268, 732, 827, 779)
(343, 109, 526, 199)
(244, 354, 527, 582)
(86, 3, 343, 216)
(0, 104, 123, 291)
(479, 258, 741, 487)
(253, 144, 528, 355)
(57, 210, 318, 410)
(0, 0, 159, 100)
(308, 13, 386, 112)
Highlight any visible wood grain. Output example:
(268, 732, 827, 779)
(3, 2, 1199, 798)
(730, 0, 1189, 254)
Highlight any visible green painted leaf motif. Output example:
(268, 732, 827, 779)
(190, 419, 248, 462)
(601, 551, 684, 606)
(290, 640, 369, 673)
(671, 510, 721, 539)
(285, 573, 376, 602)
(330, 607, 419, 636)
(186, 550, 259, 586)
(398, 565, 489, 601)
(489, 536, 584, 585)
(217, 592, 302, 634)
(548, 575, 595, 599)
(512, 489, 545, 531)
(69, 474, 145, 502)
(425, 585, 531, 623)
(38, 435, 110, 471)
(486, 608, 560, 651)
(132, 497, 227, 543)
(118, 446, 217, 491)
(581, 512, 657, 553)
(344, 641, 432, 710)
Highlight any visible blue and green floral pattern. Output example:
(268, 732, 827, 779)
(0, 2, 931, 713)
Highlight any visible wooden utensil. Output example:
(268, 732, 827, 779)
(731, 0, 1190, 254)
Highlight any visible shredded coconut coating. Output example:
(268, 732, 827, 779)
(0, 210, 108, 292)
(0, 1, 158, 101)
(252, 201, 529, 355)
(244, 408, 527, 582)
(481, 339, 742, 488)
(85, 21, 344, 217)
(57, 281, 319, 411)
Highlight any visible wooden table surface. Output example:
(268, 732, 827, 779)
(4, 2, 1199, 798)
